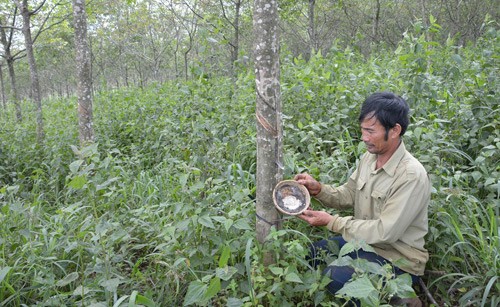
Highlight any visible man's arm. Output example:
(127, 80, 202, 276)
(313, 169, 358, 210)
(327, 173, 430, 244)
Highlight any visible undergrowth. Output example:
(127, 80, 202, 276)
(0, 22, 498, 306)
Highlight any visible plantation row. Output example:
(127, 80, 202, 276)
(0, 25, 499, 305)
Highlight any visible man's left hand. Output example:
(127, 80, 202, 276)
(297, 209, 333, 227)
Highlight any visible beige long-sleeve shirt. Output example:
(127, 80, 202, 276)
(318, 141, 431, 275)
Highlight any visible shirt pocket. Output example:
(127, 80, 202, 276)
(371, 190, 386, 216)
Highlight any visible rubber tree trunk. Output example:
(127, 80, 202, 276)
(0, 15, 22, 122)
(253, 0, 283, 265)
(308, 0, 317, 58)
(73, 0, 95, 145)
(0, 65, 6, 110)
(16, 0, 44, 141)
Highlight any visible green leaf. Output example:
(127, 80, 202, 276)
(173, 257, 188, 267)
(216, 266, 238, 281)
(129, 291, 156, 307)
(269, 282, 281, 293)
(353, 258, 386, 276)
(135, 295, 156, 307)
(183, 280, 207, 306)
(451, 54, 463, 65)
(226, 297, 244, 307)
(68, 175, 87, 189)
(245, 238, 255, 302)
(211, 216, 226, 224)
(56, 272, 79, 287)
(232, 218, 252, 230)
(413, 127, 423, 140)
(338, 242, 356, 257)
(0, 267, 12, 283)
(198, 215, 215, 229)
(179, 174, 189, 188)
(357, 141, 366, 154)
(219, 245, 231, 268)
(204, 277, 221, 301)
(269, 266, 284, 276)
(189, 181, 205, 192)
(69, 160, 84, 174)
(395, 281, 416, 298)
(96, 177, 119, 191)
(336, 276, 377, 299)
(100, 278, 122, 293)
(73, 285, 91, 296)
(285, 272, 303, 283)
(223, 218, 234, 232)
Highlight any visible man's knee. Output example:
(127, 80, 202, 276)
(323, 265, 354, 295)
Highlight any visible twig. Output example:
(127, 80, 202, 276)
(419, 278, 439, 306)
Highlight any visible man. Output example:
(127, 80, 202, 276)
(294, 92, 430, 300)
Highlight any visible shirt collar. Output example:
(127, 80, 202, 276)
(380, 140, 406, 177)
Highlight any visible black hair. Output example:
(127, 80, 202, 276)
(358, 92, 410, 139)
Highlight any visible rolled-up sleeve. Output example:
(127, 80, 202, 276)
(315, 170, 357, 210)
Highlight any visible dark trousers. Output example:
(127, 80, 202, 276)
(310, 236, 419, 297)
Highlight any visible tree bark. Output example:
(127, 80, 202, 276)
(0, 64, 6, 110)
(0, 14, 22, 122)
(372, 0, 381, 43)
(253, 0, 283, 265)
(308, 0, 317, 56)
(73, 0, 94, 145)
(15, 0, 44, 142)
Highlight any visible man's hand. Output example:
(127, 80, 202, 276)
(297, 209, 333, 227)
(294, 173, 322, 196)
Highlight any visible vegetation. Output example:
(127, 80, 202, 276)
(1, 13, 499, 307)
(1, 21, 499, 305)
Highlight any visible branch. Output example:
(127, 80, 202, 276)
(0, 25, 22, 31)
(11, 50, 26, 61)
(419, 278, 439, 306)
(182, 0, 235, 49)
(33, 13, 71, 44)
(31, 0, 48, 16)
(218, 0, 235, 29)
(182, 0, 204, 21)
(30, 1, 70, 45)
(8, 7, 18, 45)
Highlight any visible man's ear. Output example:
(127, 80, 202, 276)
(392, 124, 402, 138)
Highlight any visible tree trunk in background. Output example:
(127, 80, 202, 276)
(253, 0, 283, 265)
(16, 0, 44, 142)
(73, 0, 94, 146)
(0, 65, 6, 109)
(308, 0, 317, 57)
(372, 0, 381, 43)
(184, 40, 191, 81)
(5, 57, 21, 121)
(0, 15, 22, 122)
(229, 0, 242, 76)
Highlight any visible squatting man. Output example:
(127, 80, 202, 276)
(294, 92, 431, 298)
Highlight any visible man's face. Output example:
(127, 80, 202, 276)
(360, 115, 396, 155)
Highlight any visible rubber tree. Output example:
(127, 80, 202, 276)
(73, 0, 94, 145)
(0, 64, 6, 109)
(14, 0, 45, 141)
(253, 0, 283, 265)
(0, 11, 23, 122)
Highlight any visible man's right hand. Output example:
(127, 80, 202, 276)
(294, 173, 322, 196)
